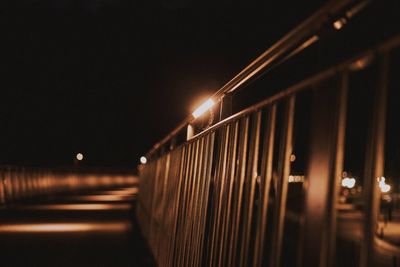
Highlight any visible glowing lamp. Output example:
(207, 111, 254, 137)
(76, 153, 84, 161)
(140, 156, 147, 164)
(192, 98, 215, 119)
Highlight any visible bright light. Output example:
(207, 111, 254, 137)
(140, 156, 147, 164)
(378, 177, 391, 193)
(290, 154, 296, 162)
(381, 184, 391, 193)
(192, 98, 215, 119)
(341, 177, 356, 189)
(333, 18, 347, 30)
(288, 175, 304, 183)
(76, 153, 84, 161)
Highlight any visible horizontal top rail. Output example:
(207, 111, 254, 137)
(146, 0, 372, 158)
(165, 35, 400, 147)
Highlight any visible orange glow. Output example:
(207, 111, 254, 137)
(333, 18, 347, 30)
(98, 188, 139, 195)
(0, 222, 130, 233)
(18, 204, 131, 211)
(69, 194, 135, 202)
(192, 98, 215, 119)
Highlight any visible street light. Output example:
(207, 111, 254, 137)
(140, 156, 147, 164)
(76, 153, 84, 161)
(192, 98, 215, 119)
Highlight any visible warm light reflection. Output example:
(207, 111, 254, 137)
(98, 188, 139, 195)
(192, 98, 215, 118)
(69, 194, 135, 202)
(18, 204, 131, 211)
(0, 222, 130, 233)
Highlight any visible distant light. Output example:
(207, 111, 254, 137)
(342, 177, 356, 189)
(288, 175, 304, 183)
(76, 153, 84, 161)
(290, 154, 296, 162)
(378, 176, 391, 193)
(192, 98, 215, 119)
(140, 156, 147, 164)
(333, 18, 347, 30)
(381, 184, 391, 193)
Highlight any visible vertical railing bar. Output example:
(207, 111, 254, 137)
(324, 71, 349, 267)
(192, 136, 206, 267)
(189, 138, 204, 267)
(176, 144, 192, 267)
(219, 120, 239, 267)
(209, 125, 230, 266)
(166, 149, 180, 267)
(171, 147, 187, 267)
(206, 127, 223, 266)
(160, 153, 171, 266)
(198, 132, 215, 267)
(182, 142, 197, 267)
(253, 104, 277, 267)
(195, 135, 210, 267)
(183, 141, 197, 267)
(239, 111, 262, 266)
(360, 53, 389, 267)
(269, 96, 295, 267)
(216, 123, 235, 266)
(227, 116, 249, 267)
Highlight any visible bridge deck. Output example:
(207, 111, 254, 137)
(0, 187, 155, 267)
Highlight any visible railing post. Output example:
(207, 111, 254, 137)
(219, 94, 233, 121)
(187, 124, 194, 140)
(302, 76, 347, 267)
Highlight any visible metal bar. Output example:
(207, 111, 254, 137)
(219, 121, 239, 267)
(359, 53, 389, 267)
(227, 116, 250, 266)
(209, 125, 230, 266)
(188, 138, 203, 267)
(239, 111, 262, 266)
(198, 132, 215, 267)
(301, 76, 347, 267)
(269, 96, 295, 267)
(182, 141, 197, 267)
(216, 122, 235, 266)
(192, 135, 208, 267)
(253, 104, 277, 267)
(171, 146, 187, 267)
(326, 71, 349, 267)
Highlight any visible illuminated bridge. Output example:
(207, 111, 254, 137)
(1, 1, 400, 267)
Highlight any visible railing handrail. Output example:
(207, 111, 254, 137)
(146, 0, 371, 158)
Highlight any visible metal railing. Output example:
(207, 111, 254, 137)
(137, 1, 400, 266)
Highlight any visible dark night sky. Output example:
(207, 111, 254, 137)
(0, 0, 327, 168)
